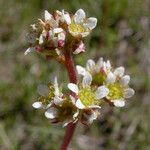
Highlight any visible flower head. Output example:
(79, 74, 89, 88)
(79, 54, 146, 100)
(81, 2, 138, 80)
(68, 74, 109, 109)
(32, 77, 63, 109)
(76, 58, 135, 107)
(66, 9, 97, 37)
(105, 67, 135, 107)
(25, 10, 66, 59)
(25, 9, 98, 58)
(76, 58, 111, 86)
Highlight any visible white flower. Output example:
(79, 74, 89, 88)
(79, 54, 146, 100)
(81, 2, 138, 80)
(76, 58, 135, 108)
(64, 9, 97, 37)
(68, 74, 109, 109)
(106, 69, 135, 107)
(32, 77, 63, 109)
(77, 58, 111, 76)
(76, 57, 112, 86)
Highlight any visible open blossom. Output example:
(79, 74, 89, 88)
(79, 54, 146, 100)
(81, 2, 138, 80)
(32, 77, 63, 109)
(76, 58, 135, 107)
(32, 77, 78, 127)
(59, 9, 97, 37)
(68, 74, 109, 109)
(76, 58, 111, 86)
(25, 9, 98, 58)
(68, 73, 109, 125)
(105, 67, 135, 107)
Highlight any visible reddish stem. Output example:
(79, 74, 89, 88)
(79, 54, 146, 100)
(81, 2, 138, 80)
(64, 50, 77, 84)
(60, 123, 76, 150)
(60, 50, 77, 150)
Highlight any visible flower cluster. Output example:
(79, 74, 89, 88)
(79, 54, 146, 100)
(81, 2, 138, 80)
(32, 77, 79, 127)
(27, 9, 135, 127)
(76, 58, 135, 107)
(32, 58, 134, 126)
(25, 9, 97, 60)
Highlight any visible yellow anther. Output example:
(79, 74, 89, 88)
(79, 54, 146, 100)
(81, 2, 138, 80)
(68, 23, 85, 35)
(106, 83, 123, 100)
(78, 87, 97, 107)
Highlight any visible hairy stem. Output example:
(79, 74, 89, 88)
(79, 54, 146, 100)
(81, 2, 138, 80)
(60, 50, 77, 150)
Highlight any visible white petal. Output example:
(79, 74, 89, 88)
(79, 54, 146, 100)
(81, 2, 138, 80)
(106, 60, 111, 69)
(96, 57, 104, 69)
(114, 66, 125, 77)
(54, 96, 63, 105)
(62, 121, 71, 127)
(37, 84, 49, 97)
(95, 85, 109, 99)
(74, 9, 86, 23)
(89, 105, 101, 109)
(89, 111, 98, 123)
(76, 65, 86, 76)
(55, 48, 61, 55)
(68, 83, 79, 94)
(76, 99, 85, 109)
(82, 74, 92, 88)
(45, 107, 57, 119)
(113, 100, 125, 107)
(73, 48, 85, 54)
(24, 47, 34, 55)
(45, 10, 52, 21)
(63, 13, 71, 24)
(53, 28, 63, 34)
(86, 59, 95, 71)
(58, 32, 66, 41)
(73, 42, 85, 54)
(85, 17, 97, 30)
(53, 77, 59, 96)
(106, 72, 116, 83)
(39, 34, 44, 44)
(70, 95, 76, 104)
(120, 75, 130, 86)
(124, 88, 135, 98)
(73, 110, 79, 118)
(32, 102, 43, 109)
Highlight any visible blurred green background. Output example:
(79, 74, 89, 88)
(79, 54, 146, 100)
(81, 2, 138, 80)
(0, 0, 150, 149)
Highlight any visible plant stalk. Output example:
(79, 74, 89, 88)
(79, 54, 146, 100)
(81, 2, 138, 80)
(60, 50, 77, 150)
